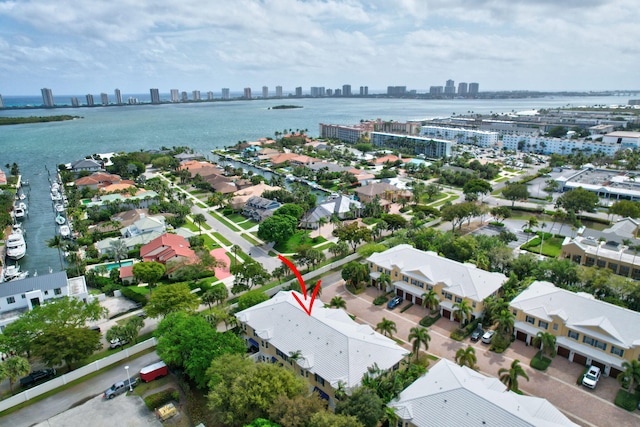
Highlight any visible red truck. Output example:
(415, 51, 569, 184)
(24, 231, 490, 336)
(139, 361, 168, 382)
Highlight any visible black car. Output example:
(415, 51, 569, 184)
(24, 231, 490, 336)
(20, 368, 56, 388)
(470, 329, 484, 342)
(387, 296, 403, 309)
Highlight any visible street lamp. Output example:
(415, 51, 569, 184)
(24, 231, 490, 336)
(125, 365, 132, 392)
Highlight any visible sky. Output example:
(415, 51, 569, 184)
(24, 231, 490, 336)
(0, 0, 638, 96)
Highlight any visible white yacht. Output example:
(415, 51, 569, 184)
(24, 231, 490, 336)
(59, 225, 71, 239)
(55, 214, 66, 225)
(6, 232, 26, 260)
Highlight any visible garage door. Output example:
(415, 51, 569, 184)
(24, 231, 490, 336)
(591, 360, 606, 372)
(516, 331, 528, 342)
(442, 309, 451, 320)
(572, 353, 588, 366)
(557, 346, 570, 359)
(610, 367, 623, 378)
(415, 297, 423, 306)
(396, 289, 404, 298)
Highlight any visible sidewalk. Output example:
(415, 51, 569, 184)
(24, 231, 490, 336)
(321, 281, 640, 427)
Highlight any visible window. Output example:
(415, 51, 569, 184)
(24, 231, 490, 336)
(583, 336, 594, 346)
(454, 297, 462, 303)
(568, 330, 579, 340)
(525, 315, 535, 324)
(444, 293, 452, 300)
(538, 320, 548, 330)
(402, 275, 408, 283)
(377, 267, 382, 272)
(472, 301, 476, 308)
(44, 291, 49, 296)
(300, 369, 304, 376)
(6, 296, 15, 304)
(54, 288, 62, 295)
(553, 323, 558, 331)
(594, 340, 606, 351)
(314, 374, 325, 386)
(427, 285, 433, 291)
(21, 294, 25, 299)
(611, 347, 624, 357)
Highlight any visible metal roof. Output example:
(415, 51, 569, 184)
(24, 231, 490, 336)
(0, 271, 68, 298)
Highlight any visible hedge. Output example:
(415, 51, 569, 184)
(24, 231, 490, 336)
(419, 314, 441, 327)
(530, 351, 552, 371)
(373, 295, 388, 306)
(119, 287, 148, 306)
(144, 388, 179, 410)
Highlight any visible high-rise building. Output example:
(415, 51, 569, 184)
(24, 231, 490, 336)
(100, 93, 109, 106)
(86, 94, 95, 106)
(0, 94, 4, 108)
(244, 87, 252, 99)
(364, 86, 368, 96)
(114, 88, 123, 105)
(262, 86, 268, 98)
(170, 89, 180, 102)
(181, 91, 188, 102)
(326, 88, 333, 96)
(387, 86, 407, 96)
(150, 88, 161, 104)
(207, 91, 214, 100)
(469, 82, 480, 94)
(444, 79, 456, 95)
(342, 84, 352, 96)
(334, 88, 342, 96)
(310, 87, 321, 97)
(429, 86, 443, 95)
(295, 87, 302, 97)
(275, 86, 283, 97)
(70, 97, 79, 107)
(192, 90, 201, 101)
(222, 88, 230, 99)
(359, 86, 364, 96)
(458, 82, 468, 96)
(41, 88, 54, 107)
(128, 97, 139, 104)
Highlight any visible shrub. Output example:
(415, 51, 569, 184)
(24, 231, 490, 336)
(119, 287, 148, 306)
(489, 332, 512, 353)
(488, 221, 505, 227)
(400, 302, 414, 313)
(373, 295, 388, 306)
(577, 367, 588, 385)
(419, 314, 441, 327)
(614, 390, 639, 411)
(144, 388, 178, 410)
(76, 236, 93, 246)
(530, 351, 552, 371)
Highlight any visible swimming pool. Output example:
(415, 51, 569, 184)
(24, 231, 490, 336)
(103, 260, 134, 270)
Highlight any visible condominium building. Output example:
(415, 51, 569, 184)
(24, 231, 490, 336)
(367, 245, 505, 322)
(181, 91, 188, 102)
(262, 86, 268, 98)
(502, 134, 624, 156)
(70, 97, 79, 107)
(275, 86, 283, 97)
(114, 88, 123, 105)
(387, 86, 407, 96)
(429, 86, 443, 95)
(371, 132, 452, 158)
(363, 86, 368, 96)
(236, 291, 408, 406)
(310, 87, 326, 97)
(207, 91, 214, 100)
(420, 126, 499, 147)
(334, 89, 342, 96)
(192, 90, 201, 101)
(221, 88, 230, 99)
(326, 89, 333, 96)
(319, 123, 371, 143)
(457, 82, 468, 95)
(469, 82, 480, 94)
(510, 280, 640, 377)
(41, 88, 54, 107)
(86, 94, 94, 106)
(444, 79, 456, 95)
(100, 93, 109, 106)
(170, 89, 180, 102)
(0, 94, 3, 108)
(295, 86, 302, 97)
(243, 87, 252, 99)
(149, 88, 161, 104)
(342, 84, 352, 96)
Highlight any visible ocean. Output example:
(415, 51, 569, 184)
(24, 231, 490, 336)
(0, 94, 631, 274)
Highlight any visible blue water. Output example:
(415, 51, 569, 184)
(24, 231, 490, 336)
(0, 94, 630, 273)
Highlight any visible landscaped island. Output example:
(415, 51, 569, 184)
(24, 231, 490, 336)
(0, 115, 82, 126)
(267, 105, 303, 110)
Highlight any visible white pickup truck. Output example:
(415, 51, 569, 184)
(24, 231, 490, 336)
(103, 378, 138, 399)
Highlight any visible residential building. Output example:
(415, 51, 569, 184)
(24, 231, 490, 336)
(100, 93, 109, 106)
(140, 233, 196, 265)
(150, 88, 161, 104)
(457, 82, 468, 95)
(69, 158, 103, 174)
(120, 214, 166, 238)
(319, 123, 371, 143)
(207, 91, 214, 100)
(429, 86, 443, 95)
(86, 94, 94, 106)
(363, 86, 368, 96)
(300, 195, 362, 228)
(326, 88, 333, 96)
(602, 131, 640, 147)
(229, 183, 281, 210)
(342, 84, 352, 96)
(236, 291, 408, 406)
(371, 132, 452, 158)
(554, 167, 640, 201)
(170, 89, 179, 102)
(0, 272, 89, 331)
(75, 172, 127, 190)
(373, 120, 418, 135)
(241, 196, 281, 221)
(389, 359, 578, 427)
(387, 86, 407, 96)
(275, 85, 283, 97)
(310, 87, 325, 97)
(334, 88, 342, 96)
(181, 91, 188, 102)
(367, 245, 506, 322)
(41, 88, 54, 107)
(262, 86, 268, 98)
(295, 86, 303, 97)
(444, 79, 455, 95)
(243, 87, 252, 99)
(70, 97, 79, 107)
(84, 190, 159, 210)
(221, 88, 230, 99)
(0, 94, 4, 108)
(420, 125, 498, 147)
(114, 88, 122, 105)
(510, 281, 640, 377)
(353, 182, 411, 205)
(192, 90, 201, 101)
(469, 82, 479, 94)
(502, 134, 624, 156)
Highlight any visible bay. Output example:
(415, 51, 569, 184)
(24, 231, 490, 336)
(0, 95, 630, 273)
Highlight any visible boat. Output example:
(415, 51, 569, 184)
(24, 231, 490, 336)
(6, 232, 26, 260)
(18, 193, 26, 200)
(51, 191, 62, 201)
(8, 271, 29, 281)
(59, 225, 71, 239)
(54, 203, 65, 213)
(55, 214, 66, 225)
(4, 264, 21, 280)
(13, 206, 26, 220)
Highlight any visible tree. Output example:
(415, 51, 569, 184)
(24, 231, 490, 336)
(47, 235, 66, 270)
(267, 393, 327, 427)
(308, 412, 364, 427)
(145, 283, 200, 318)
(555, 187, 599, 218)
(156, 312, 245, 389)
(237, 289, 269, 311)
(376, 272, 391, 292)
(329, 240, 350, 259)
(375, 317, 397, 338)
(617, 359, 640, 394)
(132, 261, 166, 294)
(421, 289, 440, 314)
(341, 261, 370, 290)
(496, 309, 515, 337)
(453, 299, 473, 325)
(232, 260, 271, 294)
(455, 346, 477, 369)
(333, 222, 372, 253)
(257, 214, 297, 244)
(463, 179, 492, 202)
(490, 206, 511, 224)
(206, 282, 229, 307)
(408, 326, 431, 362)
(32, 325, 102, 372)
(610, 200, 640, 219)
(380, 214, 407, 235)
(498, 359, 530, 392)
(192, 213, 206, 234)
(330, 296, 347, 309)
(523, 216, 539, 241)
(274, 203, 305, 220)
(425, 183, 442, 200)
(335, 386, 384, 427)
(532, 331, 557, 358)
(502, 183, 529, 207)
(440, 202, 480, 231)
(1, 356, 31, 393)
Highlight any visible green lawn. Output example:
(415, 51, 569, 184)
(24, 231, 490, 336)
(520, 236, 563, 257)
(201, 234, 217, 248)
(127, 286, 150, 296)
(238, 220, 258, 230)
(494, 177, 510, 183)
(274, 232, 327, 253)
(212, 232, 232, 246)
(241, 233, 260, 245)
(314, 242, 335, 251)
(209, 211, 240, 232)
(225, 213, 248, 223)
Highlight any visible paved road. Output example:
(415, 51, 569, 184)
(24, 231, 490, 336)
(2, 351, 161, 427)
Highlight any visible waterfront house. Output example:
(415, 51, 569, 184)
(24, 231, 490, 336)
(75, 172, 126, 191)
(241, 196, 281, 221)
(389, 359, 578, 427)
(120, 214, 166, 238)
(353, 182, 411, 205)
(510, 280, 640, 378)
(140, 233, 196, 265)
(367, 245, 506, 322)
(236, 291, 408, 406)
(300, 195, 362, 229)
(229, 183, 281, 210)
(70, 158, 102, 174)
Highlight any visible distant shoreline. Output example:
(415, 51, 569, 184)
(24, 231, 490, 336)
(0, 115, 82, 126)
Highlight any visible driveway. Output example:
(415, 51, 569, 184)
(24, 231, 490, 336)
(320, 279, 640, 427)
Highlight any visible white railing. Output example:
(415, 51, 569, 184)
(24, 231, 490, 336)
(0, 337, 157, 412)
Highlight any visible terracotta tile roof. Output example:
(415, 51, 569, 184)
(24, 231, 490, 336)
(140, 233, 196, 263)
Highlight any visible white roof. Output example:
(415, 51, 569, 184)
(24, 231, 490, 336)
(389, 359, 578, 427)
(510, 281, 640, 349)
(236, 291, 407, 389)
(367, 245, 506, 301)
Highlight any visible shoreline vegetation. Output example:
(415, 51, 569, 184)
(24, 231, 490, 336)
(0, 115, 82, 126)
(267, 105, 303, 110)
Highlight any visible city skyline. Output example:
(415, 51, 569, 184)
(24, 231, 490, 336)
(0, 1, 638, 96)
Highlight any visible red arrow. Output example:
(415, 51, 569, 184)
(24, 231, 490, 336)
(278, 254, 322, 316)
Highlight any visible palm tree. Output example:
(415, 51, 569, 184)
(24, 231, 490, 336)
(46, 235, 65, 270)
(453, 299, 473, 326)
(617, 359, 640, 394)
(376, 317, 397, 338)
(192, 213, 206, 235)
(523, 216, 538, 242)
(382, 407, 400, 427)
(317, 216, 328, 231)
(288, 350, 303, 365)
(230, 244, 241, 266)
(377, 272, 391, 292)
(408, 326, 431, 362)
(455, 346, 477, 369)
(498, 359, 530, 392)
(2, 356, 31, 394)
(496, 309, 515, 337)
(421, 289, 440, 315)
(330, 213, 341, 231)
(532, 331, 557, 358)
(595, 236, 607, 266)
(110, 239, 128, 267)
(329, 296, 346, 309)
(538, 222, 547, 256)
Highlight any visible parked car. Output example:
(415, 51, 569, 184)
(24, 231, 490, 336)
(103, 377, 138, 399)
(582, 365, 601, 389)
(109, 338, 129, 349)
(481, 330, 496, 344)
(470, 328, 484, 342)
(387, 296, 403, 310)
(19, 368, 56, 388)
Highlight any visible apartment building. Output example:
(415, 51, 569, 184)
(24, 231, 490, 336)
(370, 132, 452, 158)
(502, 134, 623, 156)
(419, 125, 498, 147)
